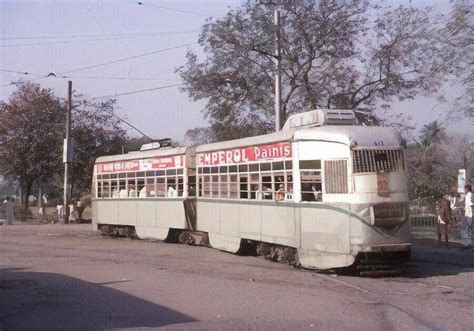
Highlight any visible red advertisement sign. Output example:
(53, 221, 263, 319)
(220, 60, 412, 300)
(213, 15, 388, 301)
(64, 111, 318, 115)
(97, 160, 139, 173)
(97, 155, 183, 173)
(198, 142, 292, 166)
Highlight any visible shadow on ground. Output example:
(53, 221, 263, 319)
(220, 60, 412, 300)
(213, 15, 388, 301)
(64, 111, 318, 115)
(0, 268, 195, 329)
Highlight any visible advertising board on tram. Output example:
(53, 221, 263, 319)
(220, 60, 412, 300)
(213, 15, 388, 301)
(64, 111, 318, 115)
(97, 155, 183, 173)
(197, 142, 292, 166)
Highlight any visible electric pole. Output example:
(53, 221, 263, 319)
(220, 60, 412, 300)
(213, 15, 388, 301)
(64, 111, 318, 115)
(274, 7, 282, 131)
(259, 1, 282, 132)
(63, 81, 72, 224)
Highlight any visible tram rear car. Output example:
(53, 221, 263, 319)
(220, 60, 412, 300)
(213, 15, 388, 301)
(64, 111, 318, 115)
(92, 110, 411, 270)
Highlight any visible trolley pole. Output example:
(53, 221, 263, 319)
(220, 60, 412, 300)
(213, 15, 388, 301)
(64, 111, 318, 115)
(62, 81, 72, 224)
(274, 7, 282, 132)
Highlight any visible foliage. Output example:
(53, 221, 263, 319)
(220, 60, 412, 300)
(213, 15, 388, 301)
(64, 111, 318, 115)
(70, 99, 127, 198)
(178, 0, 460, 140)
(434, 1, 473, 118)
(0, 81, 64, 218)
(407, 121, 473, 203)
(0, 81, 128, 217)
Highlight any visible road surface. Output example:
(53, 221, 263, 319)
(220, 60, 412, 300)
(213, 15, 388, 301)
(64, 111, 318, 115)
(1, 224, 473, 330)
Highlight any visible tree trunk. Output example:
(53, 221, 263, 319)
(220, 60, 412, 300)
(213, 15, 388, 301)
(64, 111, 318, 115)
(21, 181, 33, 221)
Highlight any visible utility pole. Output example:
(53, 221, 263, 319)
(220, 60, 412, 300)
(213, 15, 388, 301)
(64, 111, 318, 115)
(274, 7, 282, 131)
(63, 81, 72, 224)
(259, 1, 282, 131)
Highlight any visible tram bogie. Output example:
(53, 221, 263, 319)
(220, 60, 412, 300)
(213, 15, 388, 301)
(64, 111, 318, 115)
(92, 109, 411, 272)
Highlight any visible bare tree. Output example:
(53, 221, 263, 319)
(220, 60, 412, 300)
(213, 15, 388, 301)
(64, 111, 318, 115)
(178, 0, 448, 140)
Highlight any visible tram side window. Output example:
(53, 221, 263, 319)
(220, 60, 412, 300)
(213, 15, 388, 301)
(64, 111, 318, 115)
(146, 177, 155, 197)
(240, 175, 248, 199)
(262, 173, 273, 200)
(249, 173, 259, 199)
(211, 174, 219, 198)
(188, 176, 196, 197)
(156, 177, 166, 197)
(229, 174, 238, 199)
(137, 173, 145, 198)
(220, 173, 229, 198)
(197, 159, 294, 201)
(300, 160, 323, 202)
(203, 175, 211, 197)
(127, 177, 137, 197)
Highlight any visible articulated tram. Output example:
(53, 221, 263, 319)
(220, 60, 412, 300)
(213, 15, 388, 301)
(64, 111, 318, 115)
(92, 109, 411, 272)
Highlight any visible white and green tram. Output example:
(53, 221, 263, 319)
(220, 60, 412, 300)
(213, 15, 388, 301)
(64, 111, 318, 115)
(92, 110, 411, 272)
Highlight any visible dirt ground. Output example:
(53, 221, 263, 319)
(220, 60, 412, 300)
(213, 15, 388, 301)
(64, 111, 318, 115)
(1, 224, 473, 330)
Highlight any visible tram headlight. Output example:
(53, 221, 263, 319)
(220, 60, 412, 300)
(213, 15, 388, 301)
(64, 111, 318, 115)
(350, 138, 358, 148)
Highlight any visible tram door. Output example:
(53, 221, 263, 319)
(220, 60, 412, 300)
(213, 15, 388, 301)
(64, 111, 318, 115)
(298, 142, 351, 255)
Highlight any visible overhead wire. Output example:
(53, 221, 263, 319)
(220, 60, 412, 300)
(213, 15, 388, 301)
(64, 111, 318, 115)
(58, 74, 180, 82)
(59, 42, 196, 74)
(0, 30, 198, 40)
(89, 83, 183, 100)
(137, 2, 208, 17)
(82, 103, 151, 138)
(0, 34, 192, 48)
(0, 69, 42, 77)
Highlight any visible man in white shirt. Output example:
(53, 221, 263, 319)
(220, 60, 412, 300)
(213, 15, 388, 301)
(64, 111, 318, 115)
(3, 197, 15, 225)
(460, 184, 473, 250)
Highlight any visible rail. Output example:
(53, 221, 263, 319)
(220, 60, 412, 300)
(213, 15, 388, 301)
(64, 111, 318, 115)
(410, 215, 437, 228)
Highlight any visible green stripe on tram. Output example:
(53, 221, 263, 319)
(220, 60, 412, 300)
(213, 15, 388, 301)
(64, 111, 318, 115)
(196, 198, 367, 223)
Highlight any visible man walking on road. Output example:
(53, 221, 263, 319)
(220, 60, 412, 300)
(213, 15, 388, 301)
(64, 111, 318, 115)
(3, 197, 15, 225)
(460, 185, 473, 250)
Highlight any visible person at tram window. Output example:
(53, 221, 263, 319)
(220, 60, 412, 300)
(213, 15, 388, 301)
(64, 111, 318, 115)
(312, 185, 322, 202)
(167, 185, 177, 198)
(139, 186, 147, 198)
(262, 185, 273, 200)
(112, 187, 120, 198)
(128, 183, 137, 198)
(286, 184, 293, 200)
(275, 184, 285, 201)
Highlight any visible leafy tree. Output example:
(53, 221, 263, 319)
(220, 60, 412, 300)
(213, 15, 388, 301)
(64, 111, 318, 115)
(0, 81, 64, 218)
(407, 122, 474, 210)
(0, 81, 128, 220)
(178, 0, 445, 140)
(70, 99, 127, 199)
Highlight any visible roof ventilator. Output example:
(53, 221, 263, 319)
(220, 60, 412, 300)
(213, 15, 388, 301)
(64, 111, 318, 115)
(282, 109, 357, 130)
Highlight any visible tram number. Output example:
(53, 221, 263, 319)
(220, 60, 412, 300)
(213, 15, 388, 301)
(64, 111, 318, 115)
(374, 140, 385, 146)
(377, 172, 390, 197)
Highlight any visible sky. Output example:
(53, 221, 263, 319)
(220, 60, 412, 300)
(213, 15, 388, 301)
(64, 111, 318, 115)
(0, 0, 471, 142)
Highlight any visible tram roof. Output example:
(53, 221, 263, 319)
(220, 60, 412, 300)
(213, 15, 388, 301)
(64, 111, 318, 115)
(95, 146, 188, 163)
(195, 125, 402, 153)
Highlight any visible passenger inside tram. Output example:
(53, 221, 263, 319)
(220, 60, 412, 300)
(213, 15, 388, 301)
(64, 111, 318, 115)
(167, 185, 177, 198)
(275, 183, 285, 201)
(128, 182, 137, 197)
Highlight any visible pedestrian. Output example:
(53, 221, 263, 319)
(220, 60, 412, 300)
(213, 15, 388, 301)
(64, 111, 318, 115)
(459, 184, 473, 250)
(3, 197, 15, 225)
(435, 195, 451, 247)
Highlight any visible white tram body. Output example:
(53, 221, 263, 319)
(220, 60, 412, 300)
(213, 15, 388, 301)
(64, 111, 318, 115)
(92, 110, 411, 269)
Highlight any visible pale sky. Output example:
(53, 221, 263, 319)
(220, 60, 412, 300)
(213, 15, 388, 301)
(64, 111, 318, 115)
(0, 0, 470, 142)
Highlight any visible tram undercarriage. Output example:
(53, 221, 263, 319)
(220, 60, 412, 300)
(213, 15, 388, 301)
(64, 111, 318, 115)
(97, 224, 409, 276)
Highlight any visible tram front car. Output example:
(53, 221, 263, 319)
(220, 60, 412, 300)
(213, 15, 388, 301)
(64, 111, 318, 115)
(288, 110, 411, 271)
(347, 129, 410, 267)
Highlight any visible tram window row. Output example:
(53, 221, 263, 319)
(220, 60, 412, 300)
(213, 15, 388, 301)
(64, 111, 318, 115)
(198, 160, 293, 201)
(96, 168, 185, 198)
(95, 159, 351, 201)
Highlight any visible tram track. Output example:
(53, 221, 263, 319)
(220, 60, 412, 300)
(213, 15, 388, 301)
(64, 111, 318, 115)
(311, 272, 437, 330)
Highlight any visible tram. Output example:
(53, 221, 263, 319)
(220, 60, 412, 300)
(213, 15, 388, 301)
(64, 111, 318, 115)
(92, 109, 411, 272)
